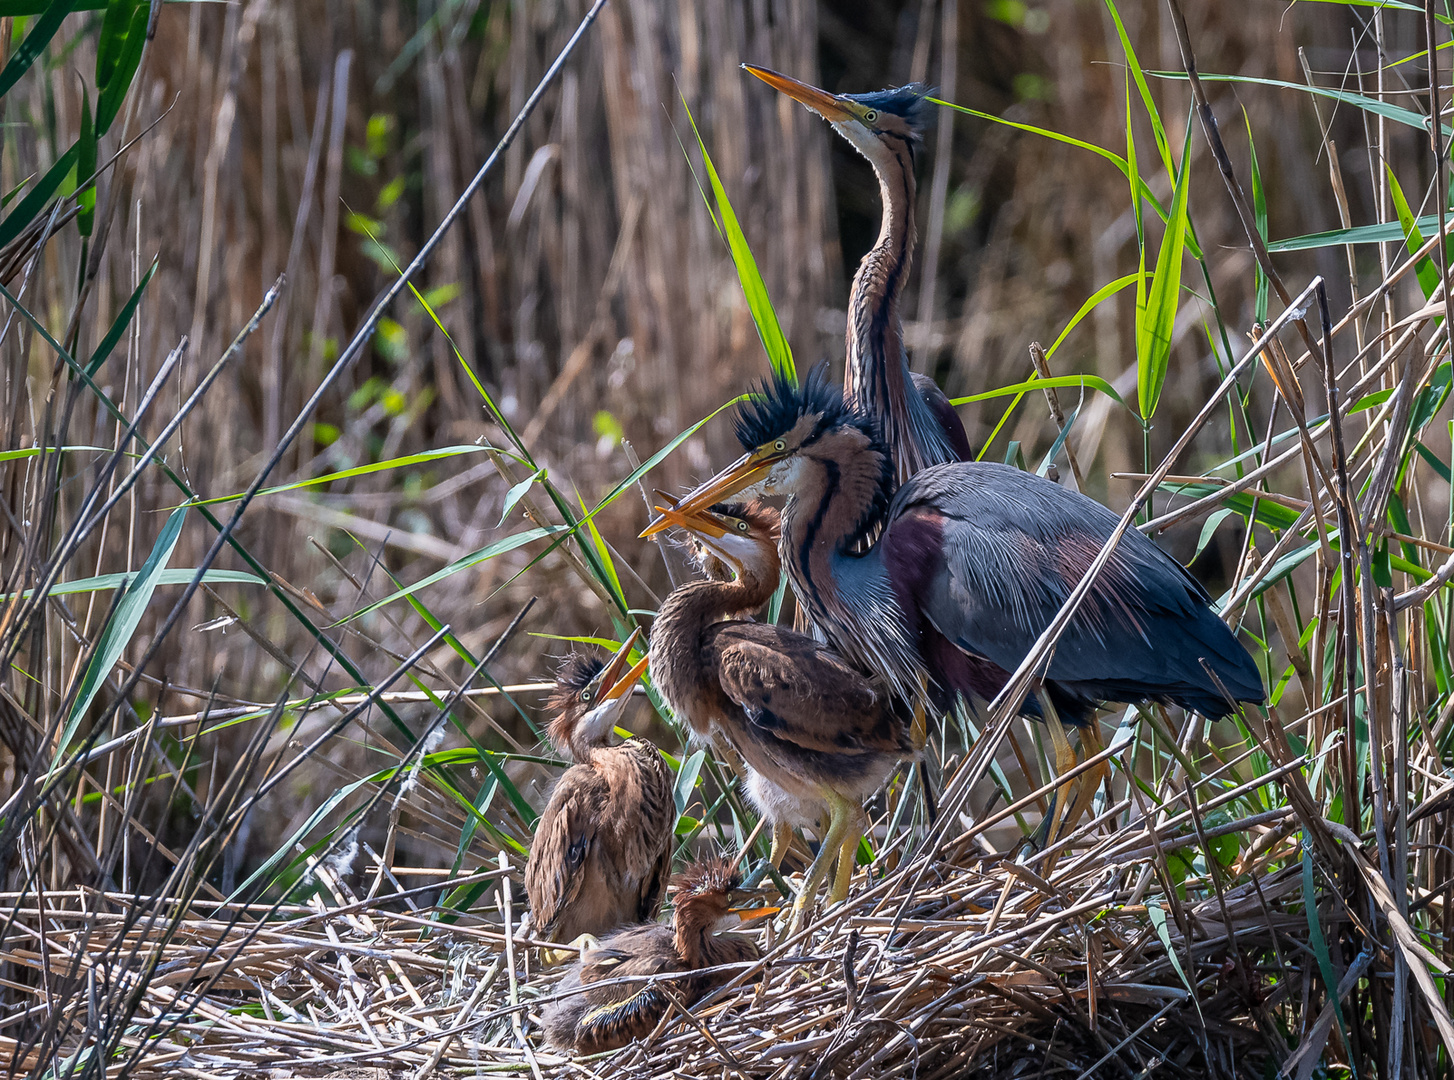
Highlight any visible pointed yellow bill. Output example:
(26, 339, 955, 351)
(742, 64, 855, 123)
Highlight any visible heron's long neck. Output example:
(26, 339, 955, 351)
(778, 450, 923, 702)
(846, 138, 955, 480)
(674, 903, 750, 971)
(651, 569, 776, 737)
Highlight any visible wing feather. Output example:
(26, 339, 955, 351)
(524, 766, 606, 941)
(705, 622, 906, 755)
(884, 462, 1263, 711)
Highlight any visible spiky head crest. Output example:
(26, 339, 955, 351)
(844, 82, 932, 136)
(734, 362, 880, 455)
(669, 856, 740, 900)
(547, 653, 603, 715)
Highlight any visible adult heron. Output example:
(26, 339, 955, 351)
(743, 64, 971, 481)
(644, 368, 1264, 829)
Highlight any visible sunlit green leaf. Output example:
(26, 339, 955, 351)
(1137, 125, 1192, 420)
(680, 94, 796, 385)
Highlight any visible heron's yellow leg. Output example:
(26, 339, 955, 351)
(828, 812, 866, 905)
(1058, 720, 1108, 840)
(1040, 711, 1079, 849)
(788, 793, 858, 934)
(768, 820, 794, 870)
(910, 676, 929, 752)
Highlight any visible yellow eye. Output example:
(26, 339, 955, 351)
(580, 690, 594, 704)
(773, 439, 786, 451)
(863, 110, 878, 123)
(736, 520, 749, 532)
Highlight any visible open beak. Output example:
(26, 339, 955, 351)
(590, 626, 650, 702)
(648, 491, 733, 540)
(742, 64, 855, 123)
(726, 903, 781, 927)
(640, 453, 774, 538)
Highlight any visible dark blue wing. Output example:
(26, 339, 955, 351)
(881, 462, 1263, 717)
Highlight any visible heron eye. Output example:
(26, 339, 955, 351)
(580, 690, 594, 704)
(773, 439, 786, 451)
(863, 109, 878, 123)
(736, 520, 749, 532)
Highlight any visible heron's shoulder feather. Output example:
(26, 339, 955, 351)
(706, 623, 906, 755)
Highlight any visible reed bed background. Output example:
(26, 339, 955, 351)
(3, 0, 1453, 1075)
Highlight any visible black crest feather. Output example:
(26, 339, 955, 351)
(548, 653, 604, 712)
(845, 83, 933, 135)
(734, 362, 871, 452)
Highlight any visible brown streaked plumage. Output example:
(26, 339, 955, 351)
(525, 630, 674, 950)
(743, 64, 972, 483)
(643, 368, 1265, 848)
(648, 500, 911, 930)
(540, 857, 773, 1054)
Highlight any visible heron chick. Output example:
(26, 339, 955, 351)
(526, 630, 674, 957)
(648, 498, 913, 931)
(540, 857, 775, 1054)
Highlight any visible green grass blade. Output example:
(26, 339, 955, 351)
(2, 567, 263, 602)
(56, 504, 188, 759)
(0, 444, 110, 463)
(227, 779, 368, 901)
(1302, 845, 1353, 1062)
(189, 445, 505, 507)
(497, 466, 544, 527)
(1151, 69, 1446, 137)
(1045, 273, 1139, 361)
(1244, 108, 1270, 324)
(95, 0, 139, 88)
(679, 93, 795, 385)
(950, 374, 1131, 411)
(673, 748, 706, 823)
(76, 88, 96, 237)
(1385, 163, 1440, 299)
(1267, 216, 1446, 253)
(1105, 0, 1172, 179)
(1137, 124, 1192, 420)
(94, 0, 147, 134)
(0, 0, 78, 100)
(86, 258, 156, 376)
(339, 525, 562, 625)
(1146, 901, 1198, 1010)
(931, 95, 1202, 261)
(0, 142, 79, 250)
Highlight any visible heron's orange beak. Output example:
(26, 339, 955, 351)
(727, 903, 781, 926)
(742, 64, 854, 123)
(639, 452, 773, 538)
(591, 626, 650, 701)
(648, 493, 733, 541)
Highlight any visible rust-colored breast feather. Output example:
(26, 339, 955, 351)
(525, 738, 674, 945)
(705, 622, 907, 756)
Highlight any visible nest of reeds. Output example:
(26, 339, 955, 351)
(0, 824, 1312, 1079)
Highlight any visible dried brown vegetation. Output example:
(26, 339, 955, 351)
(4, 0, 1454, 1075)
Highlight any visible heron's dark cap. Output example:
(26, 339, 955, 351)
(548, 652, 604, 710)
(844, 83, 933, 135)
(734, 362, 880, 453)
